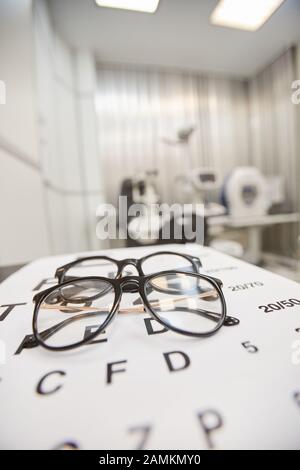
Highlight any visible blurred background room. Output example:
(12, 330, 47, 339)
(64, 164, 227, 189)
(0, 0, 300, 280)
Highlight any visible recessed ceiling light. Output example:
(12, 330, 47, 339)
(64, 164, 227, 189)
(95, 0, 160, 13)
(210, 0, 285, 31)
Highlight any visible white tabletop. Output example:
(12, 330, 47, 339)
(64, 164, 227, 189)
(0, 244, 299, 449)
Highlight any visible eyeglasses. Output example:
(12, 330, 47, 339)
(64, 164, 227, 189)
(54, 251, 202, 283)
(32, 252, 238, 351)
(33, 251, 239, 351)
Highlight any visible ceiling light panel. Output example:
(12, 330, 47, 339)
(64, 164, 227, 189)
(95, 0, 160, 14)
(210, 0, 285, 31)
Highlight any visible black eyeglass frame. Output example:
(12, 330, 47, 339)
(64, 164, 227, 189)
(55, 251, 202, 283)
(32, 270, 227, 352)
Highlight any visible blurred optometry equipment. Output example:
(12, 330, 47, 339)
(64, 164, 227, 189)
(177, 167, 226, 218)
(118, 170, 162, 246)
(221, 167, 271, 218)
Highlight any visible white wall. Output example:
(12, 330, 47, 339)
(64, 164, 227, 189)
(0, 0, 106, 266)
(0, 0, 50, 266)
(34, 0, 106, 255)
(74, 51, 106, 250)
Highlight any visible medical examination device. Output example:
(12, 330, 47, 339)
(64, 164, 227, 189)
(178, 167, 226, 217)
(221, 167, 271, 218)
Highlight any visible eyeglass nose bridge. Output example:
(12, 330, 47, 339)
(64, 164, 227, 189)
(119, 275, 141, 293)
(116, 258, 143, 277)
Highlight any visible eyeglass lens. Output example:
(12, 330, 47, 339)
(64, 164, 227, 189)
(35, 279, 116, 348)
(145, 273, 223, 335)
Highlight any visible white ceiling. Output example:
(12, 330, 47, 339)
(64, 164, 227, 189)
(48, 0, 300, 78)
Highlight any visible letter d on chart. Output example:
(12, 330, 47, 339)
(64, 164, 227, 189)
(163, 351, 190, 372)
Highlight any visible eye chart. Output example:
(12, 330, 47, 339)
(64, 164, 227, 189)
(0, 244, 300, 450)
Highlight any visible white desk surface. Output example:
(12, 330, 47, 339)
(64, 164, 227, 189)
(0, 244, 300, 449)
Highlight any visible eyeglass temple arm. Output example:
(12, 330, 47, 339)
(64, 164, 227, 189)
(41, 289, 217, 314)
(30, 304, 237, 349)
(25, 311, 106, 349)
(30, 306, 216, 348)
(37, 311, 103, 344)
(28, 292, 238, 348)
(39, 300, 237, 326)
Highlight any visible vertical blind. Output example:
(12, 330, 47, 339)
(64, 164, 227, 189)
(249, 48, 299, 255)
(96, 66, 250, 205)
